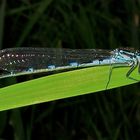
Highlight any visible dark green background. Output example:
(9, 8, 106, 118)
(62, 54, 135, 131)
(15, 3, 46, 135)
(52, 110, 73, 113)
(0, 0, 140, 139)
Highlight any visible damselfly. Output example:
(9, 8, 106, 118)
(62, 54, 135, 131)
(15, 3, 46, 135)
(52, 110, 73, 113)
(0, 47, 140, 87)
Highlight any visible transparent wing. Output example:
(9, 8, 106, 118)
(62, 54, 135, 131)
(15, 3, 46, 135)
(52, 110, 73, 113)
(0, 47, 112, 74)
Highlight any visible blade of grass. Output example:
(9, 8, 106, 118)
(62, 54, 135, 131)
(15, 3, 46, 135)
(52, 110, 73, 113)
(0, 0, 6, 49)
(0, 65, 140, 111)
(15, 0, 53, 47)
(72, 5, 96, 48)
(10, 109, 25, 140)
(112, 124, 122, 140)
(0, 111, 7, 135)
(7, 3, 39, 16)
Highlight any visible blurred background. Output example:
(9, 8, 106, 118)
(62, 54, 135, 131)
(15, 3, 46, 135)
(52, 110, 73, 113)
(0, 0, 140, 139)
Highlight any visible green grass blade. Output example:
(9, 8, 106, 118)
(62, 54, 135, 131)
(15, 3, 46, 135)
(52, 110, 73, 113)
(7, 3, 39, 16)
(0, 66, 139, 111)
(0, 0, 6, 49)
(15, 0, 53, 47)
(10, 109, 25, 140)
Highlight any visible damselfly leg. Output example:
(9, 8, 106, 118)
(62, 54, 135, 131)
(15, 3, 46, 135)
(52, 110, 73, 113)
(136, 51, 140, 74)
(118, 49, 139, 78)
